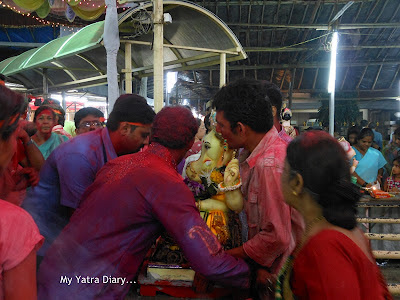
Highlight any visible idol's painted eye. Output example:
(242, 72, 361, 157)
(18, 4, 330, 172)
(204, 142, 211, 150)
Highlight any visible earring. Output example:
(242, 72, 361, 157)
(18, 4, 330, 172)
(292, 190, 298, 196)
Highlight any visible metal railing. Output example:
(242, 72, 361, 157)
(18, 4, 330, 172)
(357, 198, 400, 295)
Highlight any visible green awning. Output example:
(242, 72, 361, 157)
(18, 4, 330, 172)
(0, 0, 246, 94)
(0, 21, 104, 76)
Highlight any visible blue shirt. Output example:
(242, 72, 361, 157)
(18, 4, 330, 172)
(353, 146, 387, 184)
(38, 143, 250, 300)
(33, 132, 69, 160)
(22, 128, 117, 255)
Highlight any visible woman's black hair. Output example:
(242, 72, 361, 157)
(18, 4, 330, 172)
(287, 131, 360, 230)
(357, 127, 374, 142)
(34, 106, 56, 123)
(347, 126, 359, 138)
(0, 85, 24, 140)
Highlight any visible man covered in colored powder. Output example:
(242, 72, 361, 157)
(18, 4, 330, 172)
(37, 106, 250, 300)
(23, 94, 155, 257)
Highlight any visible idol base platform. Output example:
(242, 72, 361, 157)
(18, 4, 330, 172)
(137, 261, 232, 298)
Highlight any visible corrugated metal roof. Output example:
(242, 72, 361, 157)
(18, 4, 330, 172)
(0, 0, 246, 94)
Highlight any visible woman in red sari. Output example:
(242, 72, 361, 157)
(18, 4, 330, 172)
(276, 130, 392, 300)
(0, 86, 43, 300)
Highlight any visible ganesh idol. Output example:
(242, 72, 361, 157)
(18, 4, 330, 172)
(184, 113, 243, 249)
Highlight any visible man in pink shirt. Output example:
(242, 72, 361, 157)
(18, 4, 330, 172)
(213, 78, 304, 299)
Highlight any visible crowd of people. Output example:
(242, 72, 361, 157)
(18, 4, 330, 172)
(0, 78, 394, 300)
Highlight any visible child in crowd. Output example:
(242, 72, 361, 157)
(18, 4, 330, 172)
(384, 156, 400, 192)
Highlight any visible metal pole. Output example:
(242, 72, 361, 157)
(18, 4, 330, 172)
(42, 68, 48, 99)
(61, 91, 66, 110)
(328, 32, 338, 136)
(220, 53, 226, 87)
(139, 77, 148, 98)
(175, 81, 179, 104)
(329, 88, 335, 135)
(288, 68, 296, 109)
(125, 43, 132, 93)
(153, 0, 164, 113)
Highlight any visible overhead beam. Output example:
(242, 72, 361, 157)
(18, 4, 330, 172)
(197, 0, 372, 5)
(227, 22, 400, 30)
(120, 40, 240, 55)
(25, 74, 111, 93)
(121, 52, 221, 75)
(0, 42, 45, 48)
(197, 60, 400, 70)
(245, 45, 400, 52)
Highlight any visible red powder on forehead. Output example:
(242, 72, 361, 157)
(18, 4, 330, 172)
(37, 109, 53, 118)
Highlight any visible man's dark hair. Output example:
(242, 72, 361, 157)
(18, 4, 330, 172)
(34, 106, 56, 123)
(369, 122, 376, 129)
(74, 107, 104, 128)
(360, 119, 369, 127)
(261, 80, 283, 120)
(212, 78, 273, 133)
(151, 106, 198, 149)
(106, 94, 155, 132)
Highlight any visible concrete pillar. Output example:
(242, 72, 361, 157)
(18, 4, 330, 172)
(360, 109, 368, 120)
(153, 0, 164, 113)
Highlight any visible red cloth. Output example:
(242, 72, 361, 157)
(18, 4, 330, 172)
(0, 200, 44, 298)
(292, 229, 392, 300)
(184, 140, 202, 158)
